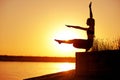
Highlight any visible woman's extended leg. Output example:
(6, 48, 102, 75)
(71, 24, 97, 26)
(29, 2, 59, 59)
(55, 39, 93, 52)
(55, 39, 74, 44)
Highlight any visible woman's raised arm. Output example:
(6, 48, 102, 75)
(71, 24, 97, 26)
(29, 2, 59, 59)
(89, 2, 93, 18)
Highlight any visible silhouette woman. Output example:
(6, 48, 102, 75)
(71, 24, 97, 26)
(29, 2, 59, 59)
(55, 2, 95, 52)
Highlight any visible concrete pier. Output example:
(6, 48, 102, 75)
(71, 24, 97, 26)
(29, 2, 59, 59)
(76, 50, 120, 79)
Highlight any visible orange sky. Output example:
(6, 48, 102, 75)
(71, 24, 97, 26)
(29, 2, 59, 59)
(0, 0, 120, 57)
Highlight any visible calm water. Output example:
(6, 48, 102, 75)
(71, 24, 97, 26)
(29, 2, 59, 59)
(0, 62, 75, 80)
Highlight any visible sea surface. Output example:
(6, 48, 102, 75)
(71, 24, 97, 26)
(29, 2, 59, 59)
(0, 61, 75, 80)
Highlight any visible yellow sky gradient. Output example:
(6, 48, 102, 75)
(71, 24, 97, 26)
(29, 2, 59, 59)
(0, 0, 120, 57)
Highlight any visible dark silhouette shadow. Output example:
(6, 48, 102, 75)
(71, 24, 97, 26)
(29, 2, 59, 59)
(55, 2, 95, 52)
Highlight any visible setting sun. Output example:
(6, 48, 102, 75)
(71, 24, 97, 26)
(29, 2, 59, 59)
(54, 29, 79, 40)
(50, 27, 86, 57)
(54, 29, 78, 52)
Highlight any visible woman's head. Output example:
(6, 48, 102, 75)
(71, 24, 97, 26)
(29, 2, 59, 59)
(86, 18, 95, 26)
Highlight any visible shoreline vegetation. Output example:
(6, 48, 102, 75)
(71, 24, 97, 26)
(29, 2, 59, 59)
(92, 38, 120, 51)
(0, 55, 75, 62)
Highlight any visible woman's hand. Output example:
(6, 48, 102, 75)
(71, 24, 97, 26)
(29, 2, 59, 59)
(89, 2, 92, 8)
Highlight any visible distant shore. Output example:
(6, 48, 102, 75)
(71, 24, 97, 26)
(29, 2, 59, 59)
(0, 55, 75, 62)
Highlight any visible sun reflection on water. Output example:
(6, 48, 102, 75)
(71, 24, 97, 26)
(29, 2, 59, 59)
(57, 62, 75, 71)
